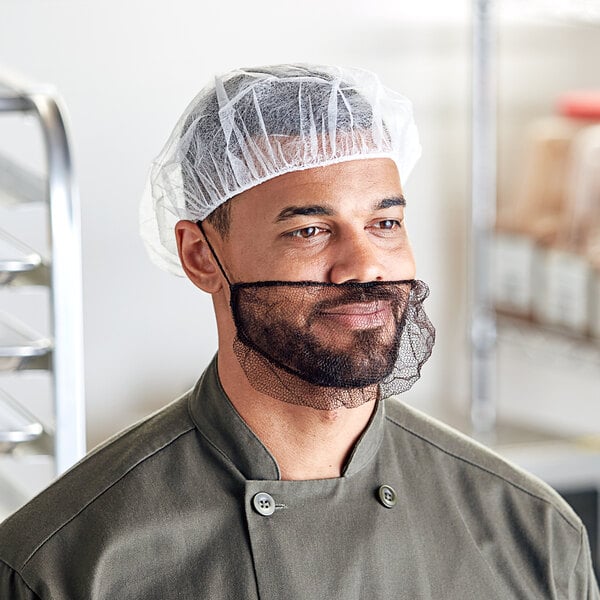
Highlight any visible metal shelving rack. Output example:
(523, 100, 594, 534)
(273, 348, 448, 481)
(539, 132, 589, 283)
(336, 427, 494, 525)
(0, 74, 85, 516)
(470, 0, 600, 431)
(468, 1, 600, 576)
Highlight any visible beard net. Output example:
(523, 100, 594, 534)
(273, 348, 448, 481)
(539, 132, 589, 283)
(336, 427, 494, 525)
(230, 279, 435, 410)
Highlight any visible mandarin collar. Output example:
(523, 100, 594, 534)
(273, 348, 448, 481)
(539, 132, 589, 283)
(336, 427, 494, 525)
(188, 355, 386, 481)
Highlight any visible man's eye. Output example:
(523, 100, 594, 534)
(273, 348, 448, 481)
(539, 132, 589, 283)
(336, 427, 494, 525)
(289, 226, 323, 238)
(375, 219, 401, 230)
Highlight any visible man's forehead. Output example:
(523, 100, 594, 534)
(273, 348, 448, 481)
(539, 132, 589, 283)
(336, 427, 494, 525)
(218, 158, 407, 236)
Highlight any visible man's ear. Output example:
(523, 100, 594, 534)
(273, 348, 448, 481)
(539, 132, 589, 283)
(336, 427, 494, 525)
(175, 220, 224, 293)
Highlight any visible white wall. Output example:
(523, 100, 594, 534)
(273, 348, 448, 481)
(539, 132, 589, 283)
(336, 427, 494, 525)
(0, 1, 598, 451)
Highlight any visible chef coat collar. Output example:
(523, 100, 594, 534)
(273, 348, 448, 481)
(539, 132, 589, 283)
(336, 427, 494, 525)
(188, 355, 385, 481)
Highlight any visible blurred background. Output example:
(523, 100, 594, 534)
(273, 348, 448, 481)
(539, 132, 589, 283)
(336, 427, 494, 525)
(1, 0, 599, 562)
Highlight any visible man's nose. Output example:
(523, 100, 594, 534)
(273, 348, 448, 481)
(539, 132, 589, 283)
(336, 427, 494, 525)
(328, 232, 386, 284)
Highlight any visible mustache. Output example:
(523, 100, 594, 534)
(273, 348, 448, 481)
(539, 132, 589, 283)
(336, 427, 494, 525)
(231, 280, 414, 318)
(311, 283, 407, 314)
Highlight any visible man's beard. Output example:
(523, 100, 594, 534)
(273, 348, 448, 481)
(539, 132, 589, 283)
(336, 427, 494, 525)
(229, 279, 435, 410)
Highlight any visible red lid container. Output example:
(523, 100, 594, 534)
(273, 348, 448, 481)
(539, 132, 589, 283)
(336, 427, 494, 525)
(558, 91, 600, 120)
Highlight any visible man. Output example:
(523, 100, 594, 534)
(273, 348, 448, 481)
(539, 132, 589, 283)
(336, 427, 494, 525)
(0, 64, 597, 599)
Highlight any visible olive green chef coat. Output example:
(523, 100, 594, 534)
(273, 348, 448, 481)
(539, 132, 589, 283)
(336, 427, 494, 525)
(0, 357, 598, 599)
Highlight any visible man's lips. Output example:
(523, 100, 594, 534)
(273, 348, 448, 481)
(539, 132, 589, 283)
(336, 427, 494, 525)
(317, 300, 392, 329)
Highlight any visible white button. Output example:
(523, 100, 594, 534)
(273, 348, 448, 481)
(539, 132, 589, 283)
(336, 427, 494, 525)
(252, 492, 276, 516)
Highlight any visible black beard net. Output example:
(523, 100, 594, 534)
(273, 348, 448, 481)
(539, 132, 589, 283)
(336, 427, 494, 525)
(230, 279, 435, 410)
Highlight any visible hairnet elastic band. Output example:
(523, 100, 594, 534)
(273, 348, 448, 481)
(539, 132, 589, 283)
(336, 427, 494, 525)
(196, 221, 233, 286)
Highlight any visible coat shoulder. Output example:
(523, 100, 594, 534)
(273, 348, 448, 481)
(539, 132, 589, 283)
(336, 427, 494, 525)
(384, 398, 582, 532)
(0, 392, 196, 571)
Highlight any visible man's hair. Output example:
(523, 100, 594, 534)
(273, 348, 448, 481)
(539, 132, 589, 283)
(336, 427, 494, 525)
(203, 201, 232, 238)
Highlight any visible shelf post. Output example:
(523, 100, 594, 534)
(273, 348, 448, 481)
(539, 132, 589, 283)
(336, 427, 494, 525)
(30, 92, 86, 474)
(470, 0, 498, 434)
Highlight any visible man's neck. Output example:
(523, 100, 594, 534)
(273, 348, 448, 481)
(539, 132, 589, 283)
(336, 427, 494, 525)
(217, 351, 376, 480)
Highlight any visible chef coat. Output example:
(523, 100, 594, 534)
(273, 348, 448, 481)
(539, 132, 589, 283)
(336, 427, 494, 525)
(0, 356, 598, 599)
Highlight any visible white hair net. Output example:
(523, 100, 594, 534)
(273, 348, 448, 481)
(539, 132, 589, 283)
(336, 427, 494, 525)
(140, 64, 421, 275)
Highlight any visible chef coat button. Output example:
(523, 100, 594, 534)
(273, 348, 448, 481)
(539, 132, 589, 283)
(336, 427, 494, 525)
(252, 492, 276, 516)
(377, 485, 397, 508)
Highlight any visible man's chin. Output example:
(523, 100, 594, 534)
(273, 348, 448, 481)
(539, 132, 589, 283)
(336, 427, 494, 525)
(287, 347, 398, 389)
(232, 337, 381, 409)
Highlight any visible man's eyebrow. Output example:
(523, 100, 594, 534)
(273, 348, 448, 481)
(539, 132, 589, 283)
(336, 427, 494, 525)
(275, 205, 335, 222)
(274, 196, 405, 222)
(376, 196, 406, 209)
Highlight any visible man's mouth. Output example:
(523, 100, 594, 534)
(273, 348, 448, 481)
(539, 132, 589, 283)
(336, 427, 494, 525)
(317, 300, 392, 329)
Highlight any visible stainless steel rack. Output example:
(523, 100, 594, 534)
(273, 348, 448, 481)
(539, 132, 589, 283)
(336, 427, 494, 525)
(467, 3, 600, 575)
(0, 74, 85, 517)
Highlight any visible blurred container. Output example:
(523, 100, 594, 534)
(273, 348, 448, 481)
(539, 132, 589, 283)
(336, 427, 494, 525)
(494, 117, 583, 319)
(564, 123, 600, 250)
(534, 120, 600, 335)
(532, 247, 590, 334)
(495, 91, 600, 338)
(591, 264, 600, 340)
(559, 91, 600, 121)
(492, 232, 537, 316)
(565, 121, 600, 340)
(511, 117, 584, 243)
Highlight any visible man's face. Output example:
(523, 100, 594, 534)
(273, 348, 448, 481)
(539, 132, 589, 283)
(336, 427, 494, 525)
(217, 157, 416, 286)
(206, 158, 418, 401)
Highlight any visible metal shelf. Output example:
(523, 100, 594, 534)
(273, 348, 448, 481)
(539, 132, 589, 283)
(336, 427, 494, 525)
(0, 71, 85, 518)
(497, 313, 600, 368)
(0, 388, 43, 453)
(0, 152, 46, 207)
(0, 228, 42, 285)
(0, 312, 52, 371)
